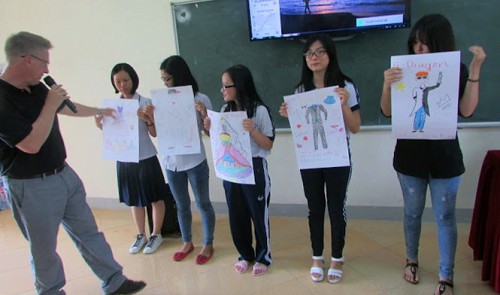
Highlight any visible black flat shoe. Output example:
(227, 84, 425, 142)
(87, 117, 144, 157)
(108, 279, 146, 295)
(436, 280, 454, 295)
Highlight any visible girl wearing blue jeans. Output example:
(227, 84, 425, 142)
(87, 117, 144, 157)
(380, 14, 486, 295)
(144, 55, 216, 264)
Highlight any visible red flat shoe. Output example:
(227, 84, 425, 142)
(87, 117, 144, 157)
(173, 244, 194, 262)
(195, 247, 214, 265)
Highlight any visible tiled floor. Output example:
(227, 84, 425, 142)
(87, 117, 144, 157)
(0, 209, 495, 295)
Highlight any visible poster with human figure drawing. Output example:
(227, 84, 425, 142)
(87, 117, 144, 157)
(101, 98, 139, 162)
(391, 51, 460, 140)
(151, 86, 200, 156)
(284, 86, 350, 169)
(207, 110, 255, 185)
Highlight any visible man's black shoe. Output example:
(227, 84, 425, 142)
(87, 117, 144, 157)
(108, 279, 146, 295)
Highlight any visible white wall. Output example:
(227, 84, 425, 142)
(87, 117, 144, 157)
(268, 128, 500, 209)
(1, 1, 498, 210)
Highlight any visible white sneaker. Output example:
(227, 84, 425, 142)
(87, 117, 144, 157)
(143, 234, 163, 254)
(129, 234, 147, 254)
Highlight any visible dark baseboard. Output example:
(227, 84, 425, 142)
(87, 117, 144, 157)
(212, 202, 472, 223)
(87, 198, 472, 223)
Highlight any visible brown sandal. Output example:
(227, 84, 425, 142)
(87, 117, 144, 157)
(403, 259, 419, 284)
(436, 280, 453, 295)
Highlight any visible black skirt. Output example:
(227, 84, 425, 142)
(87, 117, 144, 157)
(117, 156, 168, 207)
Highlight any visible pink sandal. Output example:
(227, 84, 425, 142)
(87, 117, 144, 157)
(234, 260, 250, 274)
(252, 262, 268, 276)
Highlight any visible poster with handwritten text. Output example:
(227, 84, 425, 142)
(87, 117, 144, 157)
(151, 86, 201, 156)
(284, 86, 350, 169)
(391, 51, 460, 139)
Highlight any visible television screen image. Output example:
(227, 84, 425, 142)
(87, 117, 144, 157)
(247, 0, 411, 41)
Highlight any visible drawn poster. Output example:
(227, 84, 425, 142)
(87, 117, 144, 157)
(151, 86, 200, 156)
(284, 86, 350, 169)
(207, 110, 255, 185)
(101, 98, 139, 162)
(391, 51, 460, 139)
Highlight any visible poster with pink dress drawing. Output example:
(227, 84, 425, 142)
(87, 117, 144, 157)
(151, 86, 201, 156)
(391, 51, 460, 140)
(101, 98, 139, 162)
(207, 110, 255, 185)
(284, 86, 350, 169)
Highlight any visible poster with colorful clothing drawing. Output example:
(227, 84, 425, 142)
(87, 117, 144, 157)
(391, 51, 460, 140)
(101, 98, 139, 162)
(284, 86, 350, 169)
(207, 110, 255, 185)
(151, 86, 201, 156)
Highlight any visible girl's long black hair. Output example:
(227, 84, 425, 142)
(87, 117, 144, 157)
(159, 55, 199, 93)
(222, 64, 267, 119)
(298, 34, 353, 91)
(407, 14, 456, 54)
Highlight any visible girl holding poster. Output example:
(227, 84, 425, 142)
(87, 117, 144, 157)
(279, 34, 361, 284)
(95, 63, 167, 255)
(203, 65, 275, 276)
(154, 55, 216, 265)
(380, 14, 486, 295)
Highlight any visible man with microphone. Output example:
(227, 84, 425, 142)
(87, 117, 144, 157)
(0, 31, 146, 294)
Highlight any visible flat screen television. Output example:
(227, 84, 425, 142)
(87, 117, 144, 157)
(246, 0, 411, 41)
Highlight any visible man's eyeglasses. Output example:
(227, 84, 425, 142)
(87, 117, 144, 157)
(221, 84, 235, 91)
(303, 48, 327, 59)
(22, 54, 50, 65)
(161, 76, 173, 83)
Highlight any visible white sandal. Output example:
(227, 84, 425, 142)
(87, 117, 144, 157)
(327, 257, 344, 284)
(310, 256, 324, 282)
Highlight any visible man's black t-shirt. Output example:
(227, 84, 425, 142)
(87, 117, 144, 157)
(0, 79, 66, 177)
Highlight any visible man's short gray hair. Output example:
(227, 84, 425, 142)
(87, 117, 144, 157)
(4, 31, 53, 61)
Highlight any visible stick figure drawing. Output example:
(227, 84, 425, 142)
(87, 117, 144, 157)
(410, 71, 442, 132)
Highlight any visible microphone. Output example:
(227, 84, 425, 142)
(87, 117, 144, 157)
(43, 76, 78, 113)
